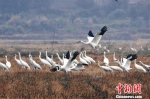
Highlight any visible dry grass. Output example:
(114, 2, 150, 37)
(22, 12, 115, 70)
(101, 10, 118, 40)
(0, 40, 150, 99)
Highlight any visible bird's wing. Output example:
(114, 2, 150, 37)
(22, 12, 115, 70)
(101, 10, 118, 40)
(91, 26, 107, 45)
(88, 30, 94, 37)
(87, 37, 94, 43)
(65, 51, 79, 68)
(72, 64, 85, 70)
(90, 33, 102, 45)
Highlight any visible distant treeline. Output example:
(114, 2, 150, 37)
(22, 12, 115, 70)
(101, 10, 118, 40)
(0, 0, 149, 40)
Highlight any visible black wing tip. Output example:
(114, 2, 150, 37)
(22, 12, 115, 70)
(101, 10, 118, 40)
(51, 67, 57, 72)
(126, 54, 137, 61)
(99, 26, 107, 35)
(82, 63, 88, 66)
(88, 30, 94, 37)
(65, 51, 70, 59)
(71, 51, 79, 61)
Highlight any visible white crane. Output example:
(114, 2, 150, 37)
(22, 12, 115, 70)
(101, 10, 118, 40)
(56, 53, 64, 65)
(117, 54, 137, 72)
(51, 51, 79, 73)
(45, 49, 58, 67)
(5, 55, 11, 68)
(78, 26, 107, 48)
(139, 61, 150, 72)
(103, 51, 109, 66)
(108, 65, 123, 72)
(14, 54, 24, 68)
(98, 61, 113, 72)
(0, 62, 9, 70)
(113, 52, 120, 65)
(79, 52, 88, 66)
(29, 54, 42, 70)
(104, 45, 110, 53)
(18, 52, 30, 70)
(71, 63, 85, 71)
(84, 50, 96, 63)
(81, 51, 91, 64)
(134, 59, 146, 73)
(50, 55, 56, 64)
(130, 46, 137, 53)
(39, 52, 52, 67)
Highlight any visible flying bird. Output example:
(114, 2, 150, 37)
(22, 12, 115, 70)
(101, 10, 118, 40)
(78, 26, 107, 49)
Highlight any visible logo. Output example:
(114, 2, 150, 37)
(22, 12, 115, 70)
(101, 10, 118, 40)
(115, 83, 142, 98)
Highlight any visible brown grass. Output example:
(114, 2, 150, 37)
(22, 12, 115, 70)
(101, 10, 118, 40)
(0, 40, 150, 99)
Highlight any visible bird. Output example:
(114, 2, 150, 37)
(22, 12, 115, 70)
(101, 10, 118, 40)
(77, 30, 94, 44)
(0, 62, 9, 70)
(14, 54, 24, 68)
(78, 26, 107, 49)
(118, 54, 137, 72)
(39, 52, 52, 67)
(134, 59, 146, 73)
(56, 53, 64, 65)
(5, 55, 11, 69)
(104, 45, 110, 53)
(81, 51, 91, 64)
(113, 52, 120, 65)
(139, 61, 150, 72)
(115, 0, 118, 2)
(130, 46, 137, 53)
(69, 50, 79, 64)
(51, 51, 79, 73)
(45, 49, 58, 67)
(103, 52, 109, 66)
(84, 50, 96, 63)
(108, 65, 123, 72)
(50, 55, 56, 64)
(18, 52, 30, 70)
(98, 61, 113, 72)
(29, 53, 42, 70)
(79, 52, 89, 66)
(71, 63, 86, 71)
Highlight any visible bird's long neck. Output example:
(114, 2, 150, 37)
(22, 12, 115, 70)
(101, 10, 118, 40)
(5, 56, 8, 62)
(113, 52, 116, 60)
(81, 41, 88, 44)
(57, 54, 62, 61)
(81, 52, 84, 58)
(104, 53, 106, 58)
(39, 53, 41, 59)
(46, 50, 48, 57)
(79, 53, 82, 59)
(70, 52, 72, 57)
(18, 53, 21, 60)
(84, 51, 87, 56)
(83, 52, 86, 57)
(15, 55, 17, 60)
(98, 61, 101, 68)
(62, 54, 64, 60)
(134, 59, 136, 65)
(120, 56, 123, 64)
(140, 61, 145, 66)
